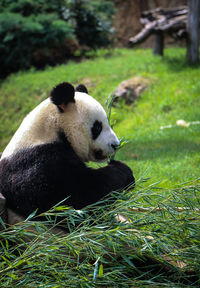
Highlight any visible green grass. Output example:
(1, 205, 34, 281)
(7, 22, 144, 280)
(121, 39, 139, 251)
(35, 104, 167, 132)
(0, 47, 200, 287)
(0, 47, 199, 186)
(0, 181, 200, 287)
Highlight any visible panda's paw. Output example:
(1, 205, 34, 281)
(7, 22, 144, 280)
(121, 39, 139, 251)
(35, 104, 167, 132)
(109, 160, 135, 190)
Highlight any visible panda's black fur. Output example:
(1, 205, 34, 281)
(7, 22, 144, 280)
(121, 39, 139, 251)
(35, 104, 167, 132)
(0, 83, 135, 218)
(0, 135, 134, 218)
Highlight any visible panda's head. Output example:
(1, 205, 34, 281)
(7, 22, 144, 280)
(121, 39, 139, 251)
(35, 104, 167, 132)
(51, 82, 120, 162)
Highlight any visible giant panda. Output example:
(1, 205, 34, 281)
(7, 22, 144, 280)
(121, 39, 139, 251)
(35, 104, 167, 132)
(0, 82, 135, 220)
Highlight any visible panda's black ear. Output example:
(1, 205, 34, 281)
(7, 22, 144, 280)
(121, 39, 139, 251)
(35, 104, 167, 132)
(75, 84, 88, 94)
(50, 82, 75, 107)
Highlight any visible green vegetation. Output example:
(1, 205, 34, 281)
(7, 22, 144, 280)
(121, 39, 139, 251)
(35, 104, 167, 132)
(0, 47, 200, 286)
(0, 47, 199, 186)
(0, 181, 200, 287)
(0, 0, 114, 77)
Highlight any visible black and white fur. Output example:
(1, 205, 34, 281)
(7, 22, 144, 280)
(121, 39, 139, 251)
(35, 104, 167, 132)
(0, 83, 134, 218)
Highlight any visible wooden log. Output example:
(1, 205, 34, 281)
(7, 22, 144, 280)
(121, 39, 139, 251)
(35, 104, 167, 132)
(141, 6, 187, 24)
(158, 15, 187, 31)
(129, 22, 156, 45)
(129, 6, 188, 47)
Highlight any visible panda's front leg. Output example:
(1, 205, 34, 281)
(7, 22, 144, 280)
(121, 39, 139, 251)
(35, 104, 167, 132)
(96, 160, 135, 192)
(71, 160, 135, 209)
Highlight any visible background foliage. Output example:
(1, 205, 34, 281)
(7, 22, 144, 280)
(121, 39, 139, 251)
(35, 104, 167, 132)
(68, 0, 114, 49)
(0, 0, 115, 77)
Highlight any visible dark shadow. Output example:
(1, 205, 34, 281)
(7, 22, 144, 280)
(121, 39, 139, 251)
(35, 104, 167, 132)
(163, 53, 200, 72)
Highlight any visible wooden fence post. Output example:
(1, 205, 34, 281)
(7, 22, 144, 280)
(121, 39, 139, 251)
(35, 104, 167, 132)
(153, 31, 164, 55)
(187, 0, 200, 64)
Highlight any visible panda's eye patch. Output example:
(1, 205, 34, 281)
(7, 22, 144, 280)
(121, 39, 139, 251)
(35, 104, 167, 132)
(91, 120, 102, 140)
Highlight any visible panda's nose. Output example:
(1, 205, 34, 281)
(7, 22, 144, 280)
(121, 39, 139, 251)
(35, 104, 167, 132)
(111, 142, 120, 151)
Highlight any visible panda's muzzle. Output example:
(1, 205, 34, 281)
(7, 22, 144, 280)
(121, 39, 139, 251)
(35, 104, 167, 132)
(111, 143, 118, 151)
(94, 149, 107, 161)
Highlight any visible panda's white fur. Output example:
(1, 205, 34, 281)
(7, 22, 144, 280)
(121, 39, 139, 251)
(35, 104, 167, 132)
(1, 99, 56, 159)
(1, 91, 119, 162)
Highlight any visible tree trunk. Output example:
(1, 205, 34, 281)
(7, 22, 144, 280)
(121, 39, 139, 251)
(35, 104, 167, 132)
(187, 0, 200, 64)
(153, 31, 164, 56)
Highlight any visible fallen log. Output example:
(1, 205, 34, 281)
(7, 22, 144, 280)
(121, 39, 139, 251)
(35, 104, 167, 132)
(129, 6, 188, 55)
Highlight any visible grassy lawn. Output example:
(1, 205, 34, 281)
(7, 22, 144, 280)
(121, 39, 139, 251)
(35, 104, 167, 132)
(0, 47, 200, 287)
(0, 47, 199, 186)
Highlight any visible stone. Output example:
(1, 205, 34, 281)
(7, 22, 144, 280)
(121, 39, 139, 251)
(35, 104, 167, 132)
(113, 76, 149, 104)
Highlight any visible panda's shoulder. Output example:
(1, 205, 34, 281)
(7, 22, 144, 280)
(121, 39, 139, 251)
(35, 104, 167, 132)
(2, 141, 84, 170)
(30, 142, 82, 164)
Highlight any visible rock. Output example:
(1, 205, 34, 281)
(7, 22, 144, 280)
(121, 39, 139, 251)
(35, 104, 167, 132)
(81, 78, 95, 89)
(113, 76, 149, 104)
